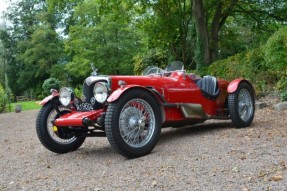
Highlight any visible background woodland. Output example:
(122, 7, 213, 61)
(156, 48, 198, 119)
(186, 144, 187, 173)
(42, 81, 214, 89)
(0, 0, 286, 104)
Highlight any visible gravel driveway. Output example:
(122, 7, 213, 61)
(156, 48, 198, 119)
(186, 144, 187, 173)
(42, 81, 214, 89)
(0, 106, 286, 191)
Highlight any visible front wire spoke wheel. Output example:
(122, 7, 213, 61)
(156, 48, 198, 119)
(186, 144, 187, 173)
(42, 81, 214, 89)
(119, 99, 155, 148)
(46, 107, 76, 144)
(36, 101, 86, 154)
(105, 89, 161, 158)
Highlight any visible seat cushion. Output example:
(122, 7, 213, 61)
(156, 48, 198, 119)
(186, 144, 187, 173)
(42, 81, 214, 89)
(196, 76, 220, 99)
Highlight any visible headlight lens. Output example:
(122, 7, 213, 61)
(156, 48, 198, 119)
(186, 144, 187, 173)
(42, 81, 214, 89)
(59, 87, 74, 106)
(93, 82, 108, 103)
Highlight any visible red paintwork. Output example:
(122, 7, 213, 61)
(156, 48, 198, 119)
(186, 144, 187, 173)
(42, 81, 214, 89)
(227, 78, 244, 93)
(54, 110, 104, 127)
(47, 70, 250, 128)
(39, 92, 59, 105)
(107, 85, 143, 102)
(108, 72, 231, 120)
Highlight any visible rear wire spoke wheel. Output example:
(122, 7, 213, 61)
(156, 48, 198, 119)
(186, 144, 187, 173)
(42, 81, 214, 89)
(36, 101, 86, 153)
(105, 89, 161, 159)
(228, 82, 255, 128)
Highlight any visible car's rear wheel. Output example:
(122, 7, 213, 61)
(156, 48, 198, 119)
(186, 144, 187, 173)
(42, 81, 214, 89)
(228, 82, 255, 128)
(105, 89, 161, 158)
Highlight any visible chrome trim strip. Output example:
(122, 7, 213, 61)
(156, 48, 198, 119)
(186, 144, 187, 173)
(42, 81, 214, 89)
(85, 76, 110, 86)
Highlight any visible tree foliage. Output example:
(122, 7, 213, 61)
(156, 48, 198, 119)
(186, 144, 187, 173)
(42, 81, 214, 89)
(0, 0, 286, 96)
(65, 0, 141, 85)
(0, 40, 5, 86)
(134, 48, 169, 75)
(1, 0, 64, 97)
(0, 84, 6, 112)
(193, 0, 287, 69)
(136, 0, 194, 66)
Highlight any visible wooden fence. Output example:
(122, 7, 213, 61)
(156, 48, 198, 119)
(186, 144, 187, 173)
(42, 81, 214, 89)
(16, 95, 29, 102)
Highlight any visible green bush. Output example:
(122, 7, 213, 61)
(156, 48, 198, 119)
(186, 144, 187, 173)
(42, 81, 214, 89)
(74, 86, 83, 98)
(275, 77, 287, 91)
(281, 90, 287, 101)
(208, 27, 287, 95)
(37, 95, 44, 100)
(276, 77, 287, 101)
(42, 78, 60, 96)
(0, 84, 7, 112)
(264, 27, 287, 80)
(208, 52, 248, 80)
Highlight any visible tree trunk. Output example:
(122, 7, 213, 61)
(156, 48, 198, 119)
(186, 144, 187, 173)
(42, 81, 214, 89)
(192, 0, 238, 67)
(192, 0, 210, 67)
(210, 0, 238, 62)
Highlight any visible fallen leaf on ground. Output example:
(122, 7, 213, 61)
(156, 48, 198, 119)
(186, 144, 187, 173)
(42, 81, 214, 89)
(279, 160, 286, 168)
(270, 175, 284, 181)
(152, 180, 157, 187)
(258, 170, 267, 178)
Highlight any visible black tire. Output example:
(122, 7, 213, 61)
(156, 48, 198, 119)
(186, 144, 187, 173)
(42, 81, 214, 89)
(105, 89, 161, 159)
(228, 82, 255, 128)
(36, 101, 86, 153)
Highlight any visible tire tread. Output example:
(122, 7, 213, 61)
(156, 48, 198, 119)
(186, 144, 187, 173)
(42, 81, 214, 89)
(228, 82, 255, 128)
(104, 89, 161, 158)
(36, 102, 85, 154)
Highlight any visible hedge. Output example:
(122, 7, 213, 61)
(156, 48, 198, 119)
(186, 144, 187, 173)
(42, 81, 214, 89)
(208, 27, 287, 95)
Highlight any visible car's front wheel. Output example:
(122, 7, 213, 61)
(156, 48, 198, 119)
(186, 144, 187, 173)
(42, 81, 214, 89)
(105, 89, 161, 158)
(36, 101, 86, 153)
(228, 82, 255, 128)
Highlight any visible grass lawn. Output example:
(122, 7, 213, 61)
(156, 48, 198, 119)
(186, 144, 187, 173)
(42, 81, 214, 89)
(5, 101, 41, 112)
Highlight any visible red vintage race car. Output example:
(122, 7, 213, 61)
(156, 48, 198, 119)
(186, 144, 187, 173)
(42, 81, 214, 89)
(36, 61, 255, 158)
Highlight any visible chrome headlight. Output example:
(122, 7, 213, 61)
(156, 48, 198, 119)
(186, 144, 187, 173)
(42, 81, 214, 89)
(59, 87, 74, 106)
(93, 82, 108, 103)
